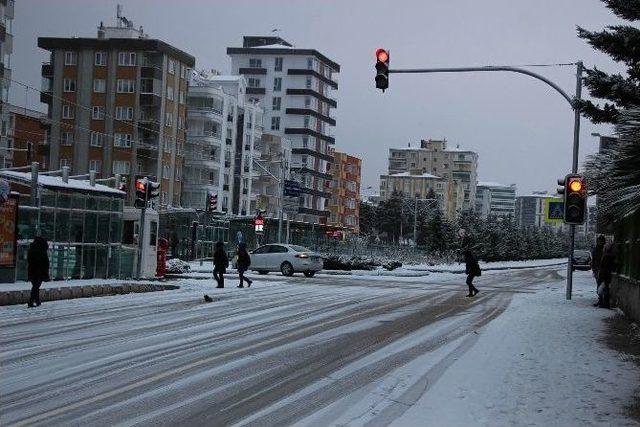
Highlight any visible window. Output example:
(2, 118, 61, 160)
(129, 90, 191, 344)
(114, 133, 132, 148)
(165, 112, 173, 127)
(271, 116, 280, 131)
(273, 77, 282, 91)
(64, 51, 77, 65)
(272, 97, 281, 111)
(112, 160, 131, 175)
(93, 79, 106, 93)
(164, 138, 172, 153)
(168, 59, 176, 74)
(302, 136, 309, 148)
(163, 163, 170, 178)
(95, 51, 107, 66)
(302, 155, 308, 167)
(63, 78, 76, 92)
(248, 78, 261, 88)
(304, 116, 310, 128)
(90, 131, 104, 147)
(249, 58, 262, 68)
(179, 90, 185, 104)
(177, 116, 184, 129)
(307, 58, 314, 70)
(118, 52, 136, 66)
(115, 106, 134, 121)
(305, 77, 312, 89)
(61, 132, 74, 146)
(180, 65, 187, 79)
(89, 160, 101, 173)
(166, 86, 174, 100)
(62, 105, 75, 119)
(91, 106, 105, 120)
(60, 158, 70, 168)
(176, 165, 182, 181)
(305, 96, 311, 108)
(117, 79, 135, 93)
(274, 57, 283, 71)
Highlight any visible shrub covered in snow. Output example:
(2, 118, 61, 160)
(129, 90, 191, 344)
(166, 258, 191, 274)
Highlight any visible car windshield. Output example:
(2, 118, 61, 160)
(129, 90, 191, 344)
(289, 245, 310, 252)
(574, 250, 590, 257)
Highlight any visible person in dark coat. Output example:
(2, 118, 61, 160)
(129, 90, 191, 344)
(591, 235, 606, 289)
(27, 236, 50, 307)
(596, 242, 616, 308)
(464, 249, 481, 297)
(213, 241, 228, 289)
(236, 243, 253, 288)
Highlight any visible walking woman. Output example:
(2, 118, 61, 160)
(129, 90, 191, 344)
(213, 241, 228, 288)
(464, 249, 481, 297)
(236, 243, 253, 288)
(596, 242, 616, 308)
(27, 236, 50, 307)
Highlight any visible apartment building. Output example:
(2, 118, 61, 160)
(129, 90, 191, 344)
(388, 139, 478, 217)
(0, 104, 47, 169)
(475, 181, 517, 218)
(182, 73, 262, 216)
(38, 14, 195, 206)
(379, 171, 450, 214)
(327, 149, 361, 232)
(227, 36, 340, 224)
(515, 192, 577, 231)
(253, 133, 292, 219)
(0, 0, 15, 166)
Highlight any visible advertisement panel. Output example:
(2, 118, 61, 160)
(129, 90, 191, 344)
(0, 196, 18, 268)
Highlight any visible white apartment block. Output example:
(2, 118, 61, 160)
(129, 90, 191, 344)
(183, 73, 262, 216)
(475, 181, 517, 218)
(227, 36, 340, 224)
(388, 139, 478, 218)
(379, 171, 451, 214)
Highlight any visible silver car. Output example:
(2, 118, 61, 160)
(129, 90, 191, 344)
(250, 244, 323, 277)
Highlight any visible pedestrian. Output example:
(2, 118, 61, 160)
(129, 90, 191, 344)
(213, 241, 228, 288)
(590, 235, 606, 305)
(27, 236, 50, 308)
(596, 242, 616, 308)
(236, 243, 253, 288)
(464, 249, 481, 297)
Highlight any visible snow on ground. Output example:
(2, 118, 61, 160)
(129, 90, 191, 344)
(0, 278, 156, 292)
(408, 257, 568, 272)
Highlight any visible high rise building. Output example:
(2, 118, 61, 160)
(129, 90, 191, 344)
(475, 181, 517, 218)
(379, 171, 451, 214)
(183, 73, 262, 216)
(227, 36, 340, 223)
(0, 0, 15, 167)
(38, 11, 195, 206)
(327, 149, 361, 232)
(387, 138, 478, 217)
(253, 133, 292, 219)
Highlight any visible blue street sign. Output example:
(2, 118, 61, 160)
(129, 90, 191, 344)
(548, 201, 565, 220)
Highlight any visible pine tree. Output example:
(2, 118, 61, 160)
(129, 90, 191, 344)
(577, 0, 640, 124)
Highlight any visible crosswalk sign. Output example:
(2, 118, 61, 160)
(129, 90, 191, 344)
(546, 199, 564, 223)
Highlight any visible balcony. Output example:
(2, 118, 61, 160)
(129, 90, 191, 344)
(137, 139, 159, 152)
(225, 138, 233, 146)
(292, 148, 333, 162)
(246, 87, 266, 95)
(285, 108, 336, 126)
(140, 93, 161, 107)
(287, 69, 338, 89)
(239, 67, 267, 75)
(298, 207, 330, 217)
(286, 89, 337, 108)
(285, 127, 335, 144)
(141, 66, 163, 80)
(41, 62, 52, 77)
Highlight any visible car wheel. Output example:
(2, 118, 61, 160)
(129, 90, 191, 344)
(280, 262, 294, 277)
(303, 271, 315, 278)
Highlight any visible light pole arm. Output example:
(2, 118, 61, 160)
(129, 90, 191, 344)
(389, 66, 575, 107)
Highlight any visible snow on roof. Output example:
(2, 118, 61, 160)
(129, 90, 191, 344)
(385, 172, 442, 179)
(478, 181, 512, 188)
(0, 171, 125, 196)
(252, 43, 295, 49)
(517, 193, 559, 199)
(208, 75, 243, 81)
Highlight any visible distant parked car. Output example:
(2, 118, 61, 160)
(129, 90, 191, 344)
(249, 244, 323, 277)
(572, 249, 591, 271)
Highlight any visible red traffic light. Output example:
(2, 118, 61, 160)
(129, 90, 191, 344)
(135, 179, 146, 192)
(376, 48, 389, 63)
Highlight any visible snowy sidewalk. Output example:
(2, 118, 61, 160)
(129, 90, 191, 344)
(390, 271, 640, 427)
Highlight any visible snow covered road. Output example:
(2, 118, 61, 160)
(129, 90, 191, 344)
(1, 267, 637, 426)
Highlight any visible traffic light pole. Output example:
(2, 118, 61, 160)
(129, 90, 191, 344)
(389, 61, 583, 299)
(252, 158, 285, 243)
(136, 187, 148, 280)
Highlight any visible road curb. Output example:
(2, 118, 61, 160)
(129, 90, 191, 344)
(0, 283, 180, 307)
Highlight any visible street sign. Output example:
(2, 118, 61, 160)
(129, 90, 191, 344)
(0, 196, 18, 268)
(284, 180, 301, 197)
(547, 200, 565, 222)
(254, 215, 265, 234)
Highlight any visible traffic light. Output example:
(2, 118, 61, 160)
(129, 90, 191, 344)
(206, 192, 218, 213)
(147, 180, 160, 200)
(118, 177, 127, 193)
(135, 178, 147, 208)
(375, 48, 389, 91)
(559, 174, 587, 224)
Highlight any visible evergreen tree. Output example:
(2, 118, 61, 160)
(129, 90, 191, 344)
(577, 0, 640, 124)
(358, 201, 377, 237)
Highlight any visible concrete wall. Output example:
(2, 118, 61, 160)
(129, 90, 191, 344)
(611, 275, 640, 323)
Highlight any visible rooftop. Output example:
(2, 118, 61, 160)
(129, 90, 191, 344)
(384, 172, 442, 179)
(478, 181, 514, 188)
(0, 171, 125, 196)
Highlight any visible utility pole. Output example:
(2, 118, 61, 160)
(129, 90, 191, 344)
(252, 158, 285, 243)
(386, 61, 583, 300)
(136, 180, 148, 280)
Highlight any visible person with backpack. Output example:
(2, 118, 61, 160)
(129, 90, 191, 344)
(213, 241, 229, 288)
(464, 249, 481, 297)
(236, 243, 253, 288)
(27, 236, 50, 308)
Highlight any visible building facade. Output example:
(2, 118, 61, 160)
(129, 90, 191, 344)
(515, 192, 570, 230)
(388, 139, 478, 217)
(0, 104, 47, 169)
(253, 132, 292, 219)
(0, 0, 15, 166)
(379, 171, 450, 214)
(475, 181, 517, 218)
(182, 73, 262, 216)
(227, 36, 340, 223)
(38, 16, 195, 207)
(327, 149, 361, 232)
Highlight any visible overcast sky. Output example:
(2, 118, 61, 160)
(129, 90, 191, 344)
(12, 0, 624, 194)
